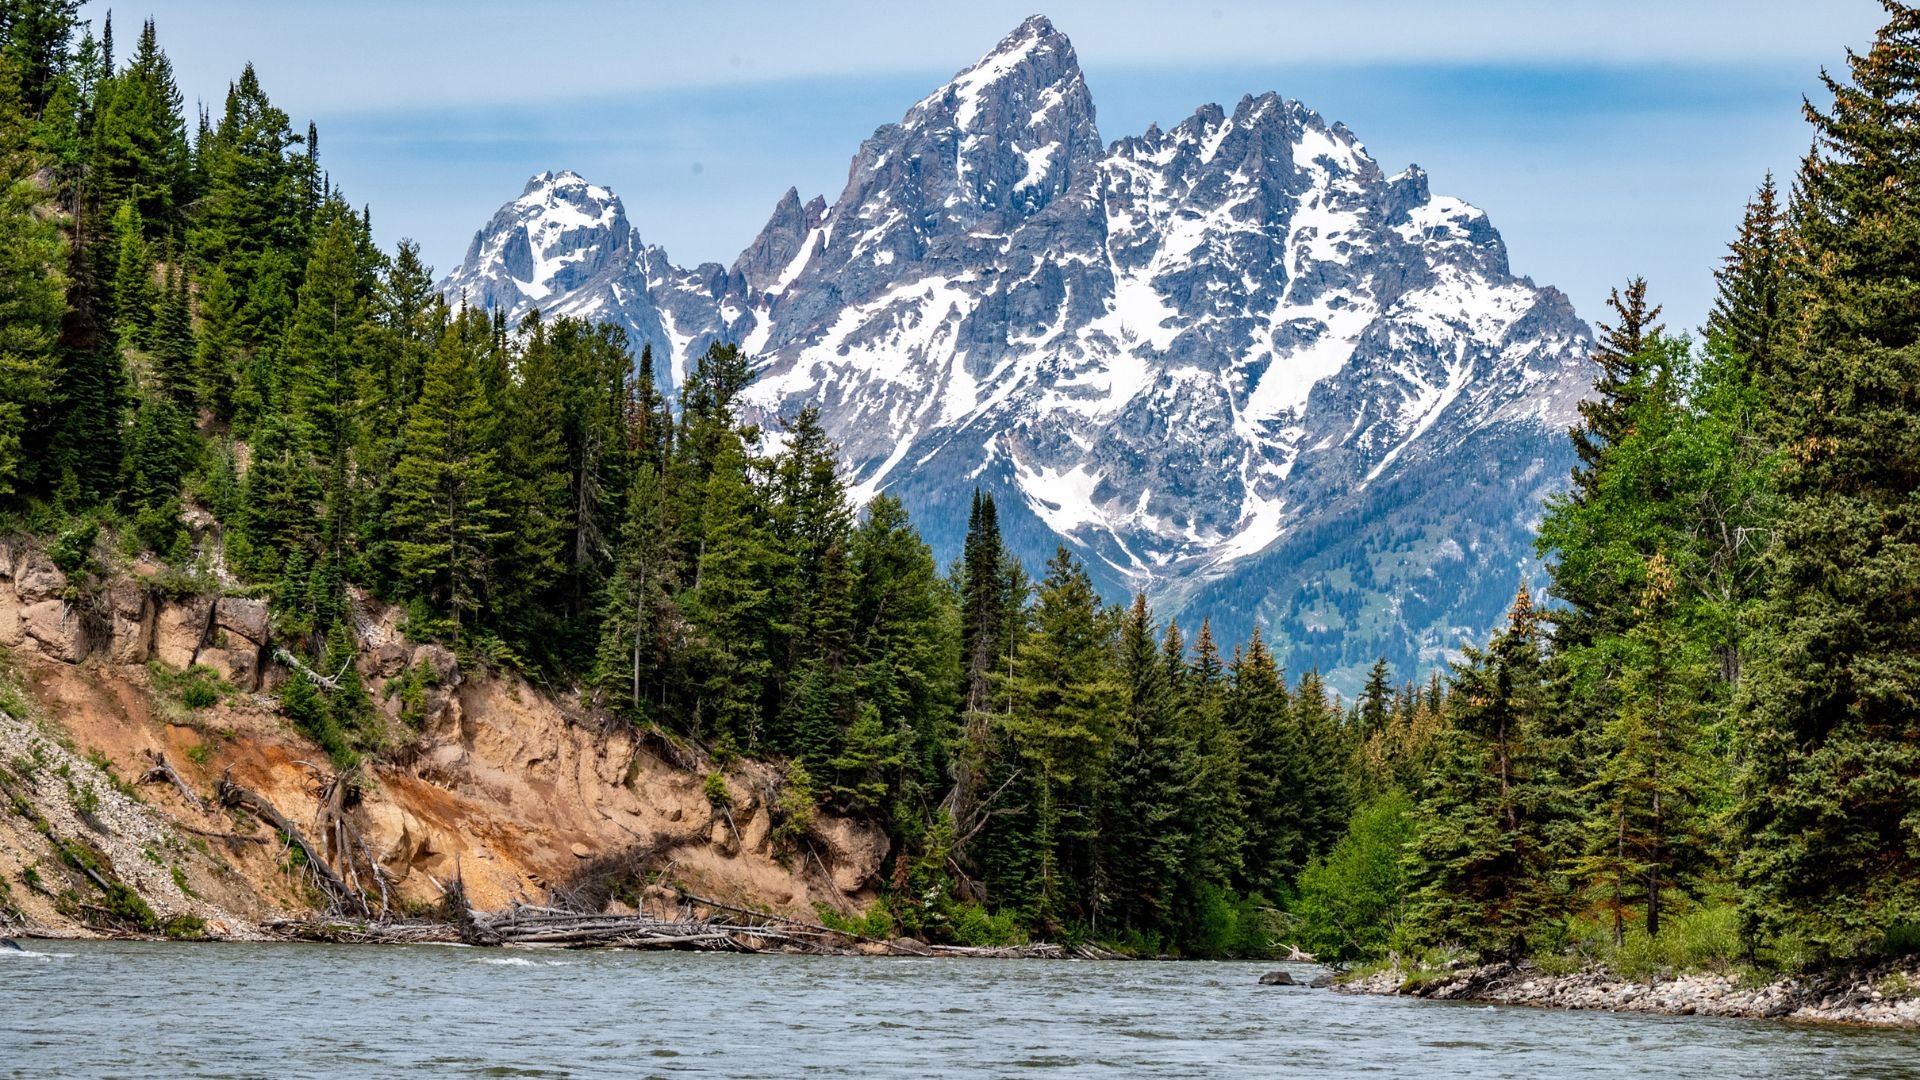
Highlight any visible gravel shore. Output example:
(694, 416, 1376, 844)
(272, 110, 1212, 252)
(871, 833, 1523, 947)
(1336, 960, 1920, 1027)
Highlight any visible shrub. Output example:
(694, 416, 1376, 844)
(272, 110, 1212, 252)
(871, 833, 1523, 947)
(161, 914, 207, 940)
(180, 680, 219, 711)
(948, 902, 1028, 948)
(769, 762, 817, 851)
(1188, 884, 1270, 959)
(815, 900, 896, 940)
(49, 522, 99, 579)
(1292, 790, 1414, 965)
(1592, 901, 1745, 980)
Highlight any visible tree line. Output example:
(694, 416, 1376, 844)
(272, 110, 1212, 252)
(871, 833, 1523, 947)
(2, 2, 1917, 965)
(0, 4, 1401, 953)
(1291, 3, 1920, 972)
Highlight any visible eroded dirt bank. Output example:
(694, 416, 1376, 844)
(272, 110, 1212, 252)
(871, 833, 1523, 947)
(0, 537, 889, 942)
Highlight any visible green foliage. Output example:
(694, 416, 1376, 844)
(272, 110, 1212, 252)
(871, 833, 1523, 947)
(276, 657, 375, 770)
(385, 312, 510, 641)
(1186, 884, 1270, 959)
(945, 902, 1028, 947)
(47, 519, 97, 578)
(701, 771, 730, 809)
(51, 833, 157, 931)
(1402, 589, 1559, 960)
(149, 662, 227, 713)
(768, 761, 818, 852)
(815, 900, 896, 941)
(5, 9, 1915, 965)
(161, 913, 206, 940)
(1731, 5, 1920, 961)
(1293, 789, 1414, 965)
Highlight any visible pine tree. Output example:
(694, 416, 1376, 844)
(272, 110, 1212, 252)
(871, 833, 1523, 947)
(231, 414, 319, 580)
(283, 212, 369, 463)
(0, 83, 66, 497)
(122, 392, 193, 552)
(848, 494, 956, 827)
(362, 239, 438, 430)
(1288, 669, 1355, 868)
(0, 0, 81, 116)
(1736, 1, 1920, 955)
(1003, 547, 1121, 929)
(194, 63, 307, 348)
(1358, 657, 1393, 739)
(192, 264, 240, 417)
(107, 199, 155, 348)
(595, 461, 680, 718)
(1570, 554, 1714, 945)
(88, 18, 186, 232)
(830, 702, 903, 813)
(1181, 619, 1245, 889)
(769, 404, 854, 738)
(1229, 629, 1296, 897)
(1705, 174, 1788, 373)
(149, 257, 192, 400)
(492, 311, 568, 633)
(684, 432, 776, 749)
(386, 323, 509, 642)
(950, 488, 1011, 849)
(1570, 277, 1665, 497)
(1103, 595, 1195, 937)
(1403, 586, 1557, 958)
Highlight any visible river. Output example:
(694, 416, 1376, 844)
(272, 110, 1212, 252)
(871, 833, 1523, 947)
(4, 941, 1918, 1077)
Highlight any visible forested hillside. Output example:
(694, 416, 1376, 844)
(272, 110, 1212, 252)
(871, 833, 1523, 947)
(1293, 4, 1920, 973)
(1, 0, 1916, 969)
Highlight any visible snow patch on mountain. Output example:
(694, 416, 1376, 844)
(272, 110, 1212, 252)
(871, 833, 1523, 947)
(439, 14, 1592, 688)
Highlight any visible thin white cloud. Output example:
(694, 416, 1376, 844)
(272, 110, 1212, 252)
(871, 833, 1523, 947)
(85, 0, 1881, 113)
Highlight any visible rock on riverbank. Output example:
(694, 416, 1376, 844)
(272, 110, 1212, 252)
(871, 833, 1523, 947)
(1336, 961, 1920, 1027)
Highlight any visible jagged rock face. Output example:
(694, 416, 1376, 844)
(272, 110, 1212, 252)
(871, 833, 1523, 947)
(439, 170, 745, 392)
(439, 15, 1591, 689)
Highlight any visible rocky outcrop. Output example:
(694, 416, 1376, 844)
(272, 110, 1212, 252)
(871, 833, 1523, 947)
(103, 579, 155, 664)
(199, 597, 270, 691)
(808, 814, 891, 894)
(152, 594, 212, 669)
(19, 599, 86, 663)
(1338, 961, 1920, 1028)
(12, 549, 66, 604)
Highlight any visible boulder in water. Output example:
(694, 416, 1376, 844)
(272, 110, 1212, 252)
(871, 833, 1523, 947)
(1259, 970, 1297, 986)
(1309, 974, 1335, 989)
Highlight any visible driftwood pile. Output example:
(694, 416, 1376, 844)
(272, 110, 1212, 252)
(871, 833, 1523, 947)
(272, 884, 1119, 959)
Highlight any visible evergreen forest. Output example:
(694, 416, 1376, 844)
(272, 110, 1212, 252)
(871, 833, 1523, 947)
(1, 1, 1918, 969)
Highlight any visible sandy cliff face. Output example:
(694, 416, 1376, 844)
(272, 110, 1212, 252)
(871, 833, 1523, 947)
(0, 538, 887, 939)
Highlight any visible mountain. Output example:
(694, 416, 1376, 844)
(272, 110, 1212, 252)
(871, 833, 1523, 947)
(438, 15, 1591, 691)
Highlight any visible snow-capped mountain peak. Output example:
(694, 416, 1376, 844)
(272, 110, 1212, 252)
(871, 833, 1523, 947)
(439, 16, 1591, 689)
(448, 169, 635, 307)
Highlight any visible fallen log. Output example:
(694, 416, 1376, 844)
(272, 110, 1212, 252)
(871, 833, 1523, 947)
(138, 749, 205, 813)
(271, 647, 354, 693)
(216, 768, 356, 912)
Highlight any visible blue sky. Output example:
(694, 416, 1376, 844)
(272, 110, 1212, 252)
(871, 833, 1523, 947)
(84, 1, 1884, 332)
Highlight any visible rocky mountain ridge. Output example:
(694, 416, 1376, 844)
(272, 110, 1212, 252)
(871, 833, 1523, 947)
(438, 15, 1592, 688)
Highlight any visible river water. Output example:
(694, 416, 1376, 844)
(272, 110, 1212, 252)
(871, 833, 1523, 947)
(4, 941, 1919, 1078)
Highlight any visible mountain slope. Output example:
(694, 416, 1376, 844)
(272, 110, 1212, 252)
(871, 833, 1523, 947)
(438, 15, 1590, 690)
